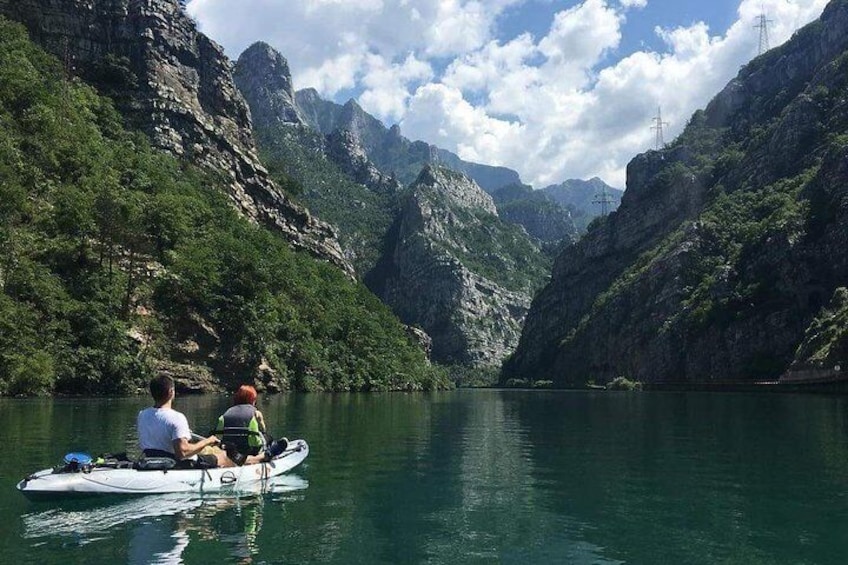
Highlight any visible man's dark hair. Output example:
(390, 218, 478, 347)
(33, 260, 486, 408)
(149, 375, 174, 404)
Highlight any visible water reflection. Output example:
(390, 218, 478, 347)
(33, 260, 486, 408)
(22, 475, 307, 563)
(8, 392, 848, 564)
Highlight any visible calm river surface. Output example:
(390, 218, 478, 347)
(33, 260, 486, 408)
(3, 390, 848, 564)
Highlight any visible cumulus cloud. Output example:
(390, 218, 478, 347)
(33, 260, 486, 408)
(188, 0, 829, 188)
(359, 53, 434, 121)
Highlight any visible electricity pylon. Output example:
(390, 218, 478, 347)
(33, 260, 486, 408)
(754, 13, 773, 56)
(651, 106, 669, 150)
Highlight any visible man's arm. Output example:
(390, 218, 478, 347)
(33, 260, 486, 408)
(172, 435, 219, 460)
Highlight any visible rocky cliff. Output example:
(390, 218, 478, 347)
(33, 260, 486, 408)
(504, 0, 848, 386)
(234, 42, 401, 274)
(233, 41, 305, 127)
(371, 166, 548, 367)
(0, 0, 351, 275)
(235, 42, 555, 367)
(783, 287, 848, 383)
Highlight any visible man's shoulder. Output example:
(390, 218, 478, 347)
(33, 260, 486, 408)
(138, 407, 187, 422)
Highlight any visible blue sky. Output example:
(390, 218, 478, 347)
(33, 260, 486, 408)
(188, 0, 828, 188)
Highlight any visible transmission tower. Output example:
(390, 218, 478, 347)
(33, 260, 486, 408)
(651, 106, 669, 150)
(754, 13, 773, 56)
(592, 184, 614, 217)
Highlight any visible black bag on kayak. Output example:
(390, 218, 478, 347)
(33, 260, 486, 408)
(135, 457, 176, 471)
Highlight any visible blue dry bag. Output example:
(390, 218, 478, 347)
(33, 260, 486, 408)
(63, 452, 93, 465)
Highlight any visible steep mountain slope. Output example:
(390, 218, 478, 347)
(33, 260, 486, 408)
(236, 43, 552, 368)
(370, 167, 550, 366)
(234, 44, 401, 275)
(295, 89, 521, 192)
(504, 0, 848, 386)
(0, 18, 448, 395)
(0, 0, 351, 275)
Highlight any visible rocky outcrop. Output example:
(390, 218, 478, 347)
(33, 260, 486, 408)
(782, 287, 848, 383)
(325, 130, 402, 195)
(234, 43, 399, 196)
(373, 166, 539, 366)
(235, 42, 550, 367)
(296, 87, 344, 135)
(0, 0, 351, 276)
(504, 0, 848, 386)
(233, 41, 304, 127)
(233, 41, 401, 275)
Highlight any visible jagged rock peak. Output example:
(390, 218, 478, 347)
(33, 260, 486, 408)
(235, 41, 304, 126)
(413, 165, 498, 216)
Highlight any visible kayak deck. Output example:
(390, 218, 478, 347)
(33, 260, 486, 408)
(17, 439, 308, 497)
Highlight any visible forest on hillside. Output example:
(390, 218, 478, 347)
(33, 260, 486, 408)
(0, 19, 449, 396)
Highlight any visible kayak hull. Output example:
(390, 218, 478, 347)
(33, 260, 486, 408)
(17, 439, 308, 497)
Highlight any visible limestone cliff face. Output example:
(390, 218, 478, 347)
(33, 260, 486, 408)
(504, 0, 848, 386)
(325, 130, 402, 195)
(234, 42, 549, 367)
(233, 41, 304, 127)
(234, 44, 400, 197)
(374, 166, 537, 367)
(0, 0, 351, 275)
(234, 41, 400, 275)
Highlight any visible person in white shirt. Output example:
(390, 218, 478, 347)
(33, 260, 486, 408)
(137, 375, 281, 467)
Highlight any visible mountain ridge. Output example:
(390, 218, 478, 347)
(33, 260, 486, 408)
(504, 0, 848, 387)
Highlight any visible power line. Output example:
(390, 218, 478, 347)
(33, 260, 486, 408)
(754, 13, 773, 56)
(650, 106, 669, 150)
(592, 184, 614, 217)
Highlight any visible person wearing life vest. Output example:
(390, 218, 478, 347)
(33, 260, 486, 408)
(216, 385, 275, 457)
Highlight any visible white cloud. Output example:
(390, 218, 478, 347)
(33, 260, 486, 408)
(189, 0, 830, 188)
(538, 0, 622, 73)
(359, 54, 434, 121)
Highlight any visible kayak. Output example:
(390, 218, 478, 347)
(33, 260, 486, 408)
(17, 439, 308, 498)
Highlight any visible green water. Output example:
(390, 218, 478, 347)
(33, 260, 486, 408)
(3, 391, 848, 564)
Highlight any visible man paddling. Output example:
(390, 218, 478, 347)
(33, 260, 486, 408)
(137, 375, 285, 468)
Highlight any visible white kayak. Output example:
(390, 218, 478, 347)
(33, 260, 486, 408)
(17, 439, 308, 498)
